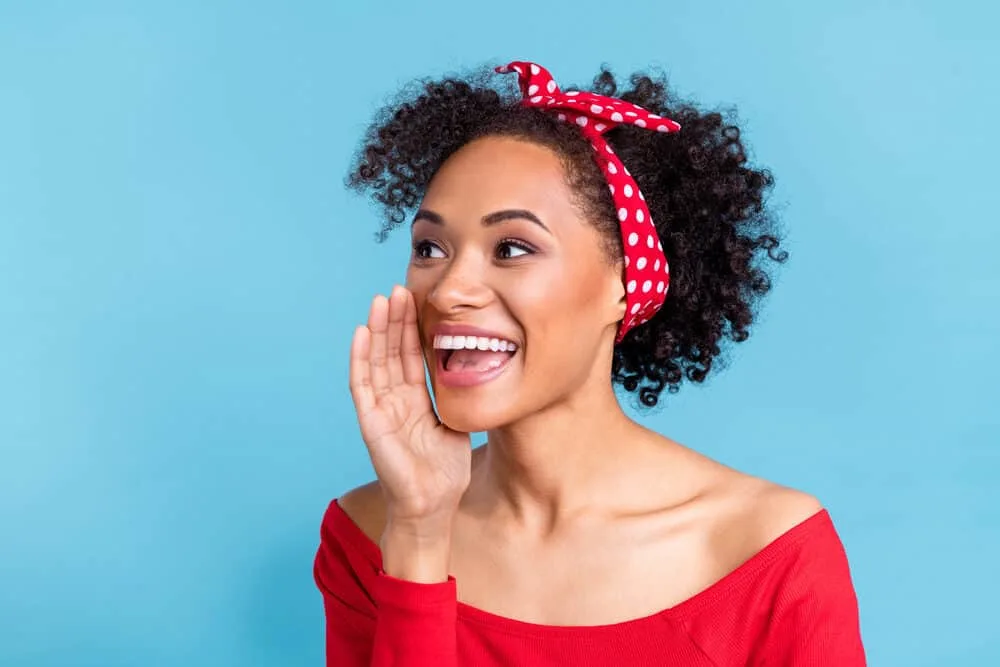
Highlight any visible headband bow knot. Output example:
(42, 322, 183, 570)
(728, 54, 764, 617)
(496, 61, 680, 341)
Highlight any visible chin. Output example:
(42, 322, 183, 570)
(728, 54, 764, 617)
(432, 389, 517, 433)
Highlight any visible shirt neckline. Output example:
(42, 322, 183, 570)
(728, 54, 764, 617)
(328, 498, 830, 634)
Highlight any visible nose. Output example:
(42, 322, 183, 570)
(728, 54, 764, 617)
(424, 251, 494, 315)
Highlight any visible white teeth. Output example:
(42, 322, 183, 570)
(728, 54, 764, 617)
(432, 334, 518, 352)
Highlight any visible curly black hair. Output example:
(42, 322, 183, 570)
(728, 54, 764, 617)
(347, 64, 787, 407)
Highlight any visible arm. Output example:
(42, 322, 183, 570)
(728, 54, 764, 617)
(368, 520, 458, 665)
(754, 520, 866, 666)
(318, 569, 458, 667)
(314, 497, 460, 667)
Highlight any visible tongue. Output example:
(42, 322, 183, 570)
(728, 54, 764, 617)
(445, 349, 512, 372)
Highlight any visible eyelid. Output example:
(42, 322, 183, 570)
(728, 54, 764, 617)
(496, 237, 538, 258)
(411, 236, 538, 260)
(412, 238, 446, 259)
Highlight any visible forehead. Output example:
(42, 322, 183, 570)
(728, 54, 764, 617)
(422, 136, 577, 219)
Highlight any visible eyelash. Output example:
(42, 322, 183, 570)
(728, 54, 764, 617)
(412, 238, 537, 260)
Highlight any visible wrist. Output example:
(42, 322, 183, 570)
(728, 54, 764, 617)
(380, 522, 452, 584)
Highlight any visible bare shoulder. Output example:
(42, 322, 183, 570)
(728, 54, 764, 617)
(690, 459, 827, 572)
(747, 479, 825, 541)
(724, 472, 826, 549)
(337, 480, 387, 544)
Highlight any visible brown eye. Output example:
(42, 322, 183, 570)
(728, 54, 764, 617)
(496, 240, 533, 260)
(413, 240, 445, 259)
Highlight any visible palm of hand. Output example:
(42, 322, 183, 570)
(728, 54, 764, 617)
(349, 287, 471, 519)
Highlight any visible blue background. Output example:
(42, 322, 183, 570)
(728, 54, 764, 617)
(1, 1, 997, 665)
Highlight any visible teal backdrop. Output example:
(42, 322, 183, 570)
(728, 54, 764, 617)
(1, 1, 997, 665)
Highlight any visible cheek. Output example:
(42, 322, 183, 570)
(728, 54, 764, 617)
(518, 263, 611, 343)
(404, 268, 431, 307)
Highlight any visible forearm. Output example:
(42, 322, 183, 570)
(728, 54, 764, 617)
(361, 517, 458, 666)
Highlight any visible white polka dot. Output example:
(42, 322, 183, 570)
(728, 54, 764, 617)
(653, 259, 661, 271)
(642, 280, 652, 293)
(611, 112, 623, 122)
(605, 145, 614, 154)
(530, 64, 540, 75)
(548, 99, 557, 105)
(590, 104, 603, 114)
(624, 255, 630, 267)
(636, 256, 647, 269)
(530, 95, 542, 103)
(626, 111, 637, 117)
(557, 113, 567, 121)
(609, 184, 615, 195)
(608, 163, 618, 174)
(636, 209, 645, 223)
(657, 124, 670, 132)
(595, 123, 606, 132)
(617, 208, 627, 222)
(635, 119, 646, 128)
(566, 90, 579, 96)
(630, 302, 641, 314)
(627, 232, 639, 246)
(623, 166, 631, 176)
(647, 235, 655, 248)
(627, 280, 637, 294)
(528, 84, 539, 95)
(623, 184, 633, 198)
(657, 281, 665, 293)
(576, 116, 588, 127)
(639, 191, 645, 201)
(546, 80, 557, 93)
(513, 65, 523, 74)
(657, 241, 663, 250)
(649, 113, 660, 119)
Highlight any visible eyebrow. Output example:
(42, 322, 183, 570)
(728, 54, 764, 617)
(412, 208, 551, 234)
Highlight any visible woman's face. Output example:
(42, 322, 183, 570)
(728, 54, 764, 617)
(406, 136, 626, 432)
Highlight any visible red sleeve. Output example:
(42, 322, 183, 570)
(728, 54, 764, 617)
(754, 516, 866, 666)
(314, 501, 459, 667)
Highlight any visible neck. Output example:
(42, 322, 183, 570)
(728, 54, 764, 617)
(475, 375, 650, 533)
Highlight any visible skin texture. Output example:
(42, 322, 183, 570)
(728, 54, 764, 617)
(409, 137, 625, 433)
(343, 136, 822, 624)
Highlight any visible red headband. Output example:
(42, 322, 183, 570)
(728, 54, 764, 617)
(496, 61, 680, 341)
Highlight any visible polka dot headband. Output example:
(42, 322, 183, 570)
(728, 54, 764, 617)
(496, 61, 681, 342)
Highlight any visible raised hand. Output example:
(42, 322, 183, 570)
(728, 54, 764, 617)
(349, 286, 472, 525)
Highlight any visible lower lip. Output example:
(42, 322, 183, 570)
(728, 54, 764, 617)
(434, 349, 516, 388)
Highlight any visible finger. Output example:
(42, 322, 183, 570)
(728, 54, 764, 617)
(366, 295, 391, 396)
(384, 286, 407, 387)
(400, 289, 427, 386)
(348, 325, 376, 416)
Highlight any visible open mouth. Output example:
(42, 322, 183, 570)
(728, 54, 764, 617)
(433, 334, 518, 385)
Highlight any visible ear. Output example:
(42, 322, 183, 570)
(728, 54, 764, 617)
(608, 258, 628, 325)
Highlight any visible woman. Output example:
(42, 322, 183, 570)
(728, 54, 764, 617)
(314, 61, 866, 665)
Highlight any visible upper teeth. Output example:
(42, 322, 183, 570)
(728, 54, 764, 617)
(433, 335, 518, 352)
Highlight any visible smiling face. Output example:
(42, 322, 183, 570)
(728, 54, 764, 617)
(406, 136, 627, 432)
